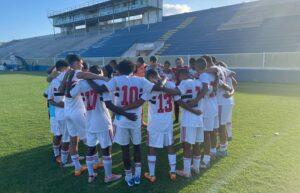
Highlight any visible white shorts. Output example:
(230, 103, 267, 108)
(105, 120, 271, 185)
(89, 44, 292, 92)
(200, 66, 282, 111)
(65, 113, 87, 140)
(50, 118, 61, 136)
(58, 120, 70, 143)
(114, 125, 141, 146)
(180, 127, 204, 145)
(86, 129, 113, 149)
(203, 116, 219, 131)
(147, 129, 173, 148)
(219, 105, 233, 125)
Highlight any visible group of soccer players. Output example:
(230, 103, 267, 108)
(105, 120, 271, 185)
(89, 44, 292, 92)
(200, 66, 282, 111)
(44, 54, 237, 186)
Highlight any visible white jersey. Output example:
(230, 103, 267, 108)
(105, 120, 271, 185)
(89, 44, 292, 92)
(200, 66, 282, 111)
(47, 71, 66, 120)
(217, 66, 235, 106)
(70, 80, 113, 133)
(105, 75, 154, 129)
(178, 79, 203, 128)
(199, 72, 218, 118)
(142, 81, 180, 133)
(64, 70, 86, 115)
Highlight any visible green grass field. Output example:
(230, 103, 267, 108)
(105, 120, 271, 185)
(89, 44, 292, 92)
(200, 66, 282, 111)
(0, 72, 299, 193)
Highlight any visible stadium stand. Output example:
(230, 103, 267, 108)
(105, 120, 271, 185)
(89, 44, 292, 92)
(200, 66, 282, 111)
(1, 0, 300, 60)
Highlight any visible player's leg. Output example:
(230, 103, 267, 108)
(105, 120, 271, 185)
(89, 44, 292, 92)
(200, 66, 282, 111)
(114, 126, 134, 186)
(192, 127, 204, 174)
(145, 147, 157, 183)
(177, 127, 192, 178)
(52, 135, 62, 163)
(166, 130, 176, 181)
(60, 120, 70, 166)
(174, 102, 180, 123)
(131, 128, 142, 184)
(218, 106, 230, 157)
(226, 105, 234, 141)
(202, 117, 214, 168)
(86, 145, 97, 183)
(210, 130, 217, 160)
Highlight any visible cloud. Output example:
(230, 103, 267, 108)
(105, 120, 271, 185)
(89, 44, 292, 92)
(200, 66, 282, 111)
(163, 3, 192, 16)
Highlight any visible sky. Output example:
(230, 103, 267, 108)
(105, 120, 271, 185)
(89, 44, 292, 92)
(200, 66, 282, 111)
(0, 0, 255, 42)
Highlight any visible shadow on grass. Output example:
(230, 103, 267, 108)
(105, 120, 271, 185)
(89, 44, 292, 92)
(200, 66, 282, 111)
(0, 125, 222, 193)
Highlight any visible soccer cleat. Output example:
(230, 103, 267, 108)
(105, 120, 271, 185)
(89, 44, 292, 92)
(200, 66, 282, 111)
(55, 156, 61, 164)
(169, 172, 176, 181)
(176, 170, 191, 178)
(125, 178, 135, 187)
(134, 176, 141, 185)
(144, 173, 156, 183)
(191, 166, 200, 175)
(200, 161, 210, 169)
(88, 173, 98, 184)
(74, 166, 87, 176)
(104, 174, 122, 183)
(217, 150, 228, 158)
(93, 162, 103, 170)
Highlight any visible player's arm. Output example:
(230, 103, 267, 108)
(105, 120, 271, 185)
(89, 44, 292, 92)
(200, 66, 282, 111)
(219, 79, 233, 92)
(65, 70, 76, 98)
(58, 70, 71, 94)
(232, 77, 238, 90)
(48, 100, 64, 108)
(86, 80, 109, 94)
(104, 101, 137, 121)
(177, 100, 202, 115)
(76, 71, 108, 81)
(161, 86, 181, 96)
(122, 99, 146, 111)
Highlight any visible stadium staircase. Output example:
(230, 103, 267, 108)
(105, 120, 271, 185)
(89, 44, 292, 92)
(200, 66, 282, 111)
(156, 16, 197, 56)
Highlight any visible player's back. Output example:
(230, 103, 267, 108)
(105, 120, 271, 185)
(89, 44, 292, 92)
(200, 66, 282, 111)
(178, 79, 203, 128)
(105, 75, 154, 129)
(78, 80, 112, 132)
(64, 70, 86, 115)
(144, 81, 178, 132)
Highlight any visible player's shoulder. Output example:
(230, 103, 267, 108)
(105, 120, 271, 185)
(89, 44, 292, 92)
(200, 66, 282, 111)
(94, 79, 106, 85)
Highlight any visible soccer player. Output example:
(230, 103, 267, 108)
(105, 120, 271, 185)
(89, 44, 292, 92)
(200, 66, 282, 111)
(172, 69, 204, 178)
(189, 57, 198, 78)
(146, 56, 164, 77)
(47, 60, 70, 165)
(60, 54, 106, 176)
(162, 60, 175, 81)
(70, 65, 125, 184)
(215, 61, 237, 142)
(87, 60, 163, 187)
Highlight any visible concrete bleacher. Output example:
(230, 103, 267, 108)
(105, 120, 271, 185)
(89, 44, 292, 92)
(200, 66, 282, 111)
(1, 0, 300, 60)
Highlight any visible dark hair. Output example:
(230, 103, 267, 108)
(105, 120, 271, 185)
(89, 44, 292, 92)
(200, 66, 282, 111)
(89, 65, 102, 75)
(150, 56, 158, 63)
(164, 60, 171, 66)
(55, 60, 69, 71)
(104, 64, 113, 78)
(82, 62, 89, 70)
(189, 58, 196, 65)
(117, 60, 135, 75)
(202, 55, 212, 64)
(109, 60, 117, 66)
(145, 69, 159, 80)
(211, 56, 217, 64)
(195, 58, 207, 70)
(217, 61, 228, 68)
(137, 57, 144, 64)
(66, 54, 81, 65)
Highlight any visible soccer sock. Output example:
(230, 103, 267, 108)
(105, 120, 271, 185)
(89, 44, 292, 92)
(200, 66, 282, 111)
(125, 169, 133, 181)
(148, 155, 156, 176)
(203, 155, 211, 165)
(193, 156, 201, 171)
(226, 122, 232, 138)
(134, 162, 142, 178)
(210, 148, 217, 156)
(168, 154, 176, 173)
(103, 156, 112, 178)
(53, 145, 60, 157)
(183, 157, 191, 174)
(71, 154, 82, 170)
(220, 143, 228, 152)
(86, 155, 95, 176)
(61, 150, 68, 164)
(93, 153, 100, 164)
